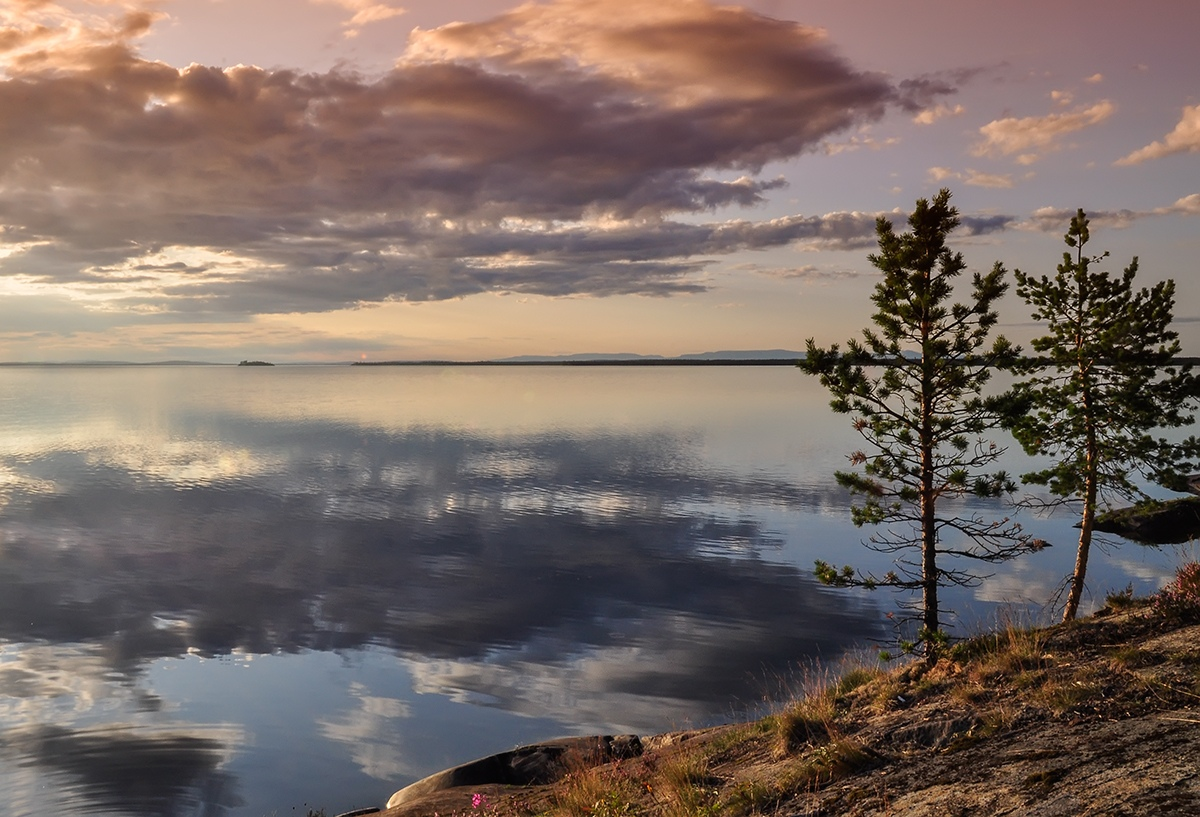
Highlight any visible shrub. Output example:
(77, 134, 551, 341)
(1104, 584, 1138, 610)
(1152, 561, 1200, 620)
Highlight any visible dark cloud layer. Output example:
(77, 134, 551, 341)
(0, 0, 956, 313)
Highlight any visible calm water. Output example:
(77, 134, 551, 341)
(0, 366, 1185, 816)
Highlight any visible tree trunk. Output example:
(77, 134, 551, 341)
(919, 285, 939, 661)
(921, 468, 939, 658)
(921, 385, 938, 659)
(1064, 380, 1098, 621)
(1064, 459, 1097, 620)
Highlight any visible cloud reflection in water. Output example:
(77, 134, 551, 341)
(0, 420, 881, 682)
(0, 367, 881, 815)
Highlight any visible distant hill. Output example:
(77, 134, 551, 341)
(677, 349, 803, 361)
(493, 353, 667, 363)
(493, 350, 803, 363)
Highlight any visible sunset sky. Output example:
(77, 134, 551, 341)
(1, 0, 1197, 362)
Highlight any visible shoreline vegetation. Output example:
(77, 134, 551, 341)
(339, 567, 1200, 817)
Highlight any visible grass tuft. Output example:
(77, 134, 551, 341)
(1034, 664, 1111, 716)
(542, 762, 646, 817)
(655, 750, 721, 817)
(954, 621, 1051, 687)
(772, 693, 836, 757)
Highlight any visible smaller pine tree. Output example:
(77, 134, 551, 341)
(1005, 209, 1200, 621)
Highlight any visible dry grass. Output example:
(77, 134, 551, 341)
(715, 737, 877, 817)
(769, 659, 886, 757)
(655, 750, 721, 817)
(540, 761, 646, 817)
(956, 621, 1052, 684)
(772, 693, 837, 757)
(437, 576, 1200, 817)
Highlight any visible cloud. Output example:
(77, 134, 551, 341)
(0, 0, 953, 316)
(735, 262, 866, 281)
(1115, 104, 1200, 165)
(973, 100, 1115, 164)
(1162, 193, 1200, 215)
(0, 1, 161, 73)
(926, 167, 1014, 189)
(820, 134, 901, 155)
(312, 0, 406, 36)
(1023, 194, 1200, 232)
(894, 68, 984, 112)
(1026, 205, 1145, 232)
(912, 103, 964, 125)
(963, 171, 1014, 189)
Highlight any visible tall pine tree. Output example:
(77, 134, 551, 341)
(1006, 209, 1200, 621)
(801, 190, 1033, 658)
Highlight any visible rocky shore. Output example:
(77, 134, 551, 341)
(337, 587, 1200, 817)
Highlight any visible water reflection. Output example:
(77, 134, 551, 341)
(0, 367, 885, 816)
(1, 724, 241, 816)
(1, 424, 876, 664)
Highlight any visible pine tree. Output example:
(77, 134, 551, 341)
(800, 190, 1032, 659)
(1005, 209, 1200, 621)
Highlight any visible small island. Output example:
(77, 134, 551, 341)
(237, 360, 275, 366)
(1095, 496, 1200, 544)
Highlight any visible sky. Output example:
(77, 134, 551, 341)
(0, 0, 1197, 362)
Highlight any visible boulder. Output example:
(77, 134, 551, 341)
(1094, 496, 1200, 544)
(385, 734, 642, 810)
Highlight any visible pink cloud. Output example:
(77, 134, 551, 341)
(973, 101, 1115, 164)
(312, 0, 406, 36)
(1115, 104, 1200, 166)
(912, 103, 963, 125)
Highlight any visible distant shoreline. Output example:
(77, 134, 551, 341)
(352, 358, 800, 366)
(352, 355, 1200, 367)
(0, 361, 227, 367)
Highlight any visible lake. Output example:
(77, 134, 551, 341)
(0, 365, 1185, 816)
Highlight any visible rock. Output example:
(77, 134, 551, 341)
(385, 734, 642, 810)
(1094, 496, 1200, 544)
(887, 716, 980, 749)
